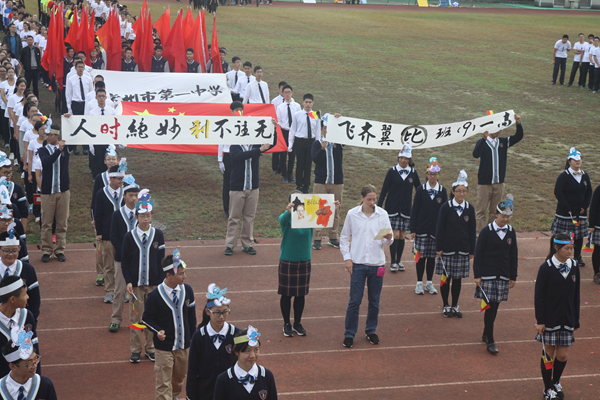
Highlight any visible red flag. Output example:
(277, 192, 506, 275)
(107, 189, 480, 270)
(186, 11, 206, 72)
(414, 250, 422, 263)
(440, 273, 448, 287)
(98, 8, 123, 71)
(200, 10, 209, 67)
(210, 16, 222, 73)
(120, 102, 288, 155)
(153, 6, 171, 42)
(77, 6, 94, 64)
(141, 0, 148, 14)
(138, 10, 154, 72)
(64, 5, 79, 48)
(182, 8, 195, 45)
(162, 10, 186, 73)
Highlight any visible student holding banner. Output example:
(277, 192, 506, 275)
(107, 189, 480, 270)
(288, 94, 320, 194)
(535, 232, 580, 400)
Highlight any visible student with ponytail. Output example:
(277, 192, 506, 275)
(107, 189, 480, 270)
(187, 283, 239, 400)
(535, 232, 580, 400)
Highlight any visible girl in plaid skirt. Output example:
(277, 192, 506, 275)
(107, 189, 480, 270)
(473, 194, 518, 355)
(535, 233, 580, 400)
(550, 147, 592, 267)
(588, 183, 600, 284)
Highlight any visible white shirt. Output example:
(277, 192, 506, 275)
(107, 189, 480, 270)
(573, 41, 586, 62)
(593, 46, 600, 68)
(89, 106, 116, 116)
(551, 255, 573, 279)
(225, 70, 241, 90)
(0, 260, 17, 277)
(242, 80, 269, 104)
(160, 281, 181, 305)
(271, 94, 285, 108)
(5, 374, 32, 400)
(0, 307, 20, 330)
(136, 226, 151, 239)
(206, 322, 230, 350)
(425, 181, 440, 199)
(554, 39, 571, 58)
(85, 98, 115, 115)
(275, 100, 301, 130)
(395, 164, 411, 181)
(35, 35, 46, 57)
(568, 167, 583, 183)
(340, 205, 393, 266)
(234, 362, 258, 394)
(288, 110, 322, 151)
(6, 94, 23, 126)
(66, 74, 94, 113)
(217, 144, 230, 162)
(66, 65, 94, 82)
(582, 42, 593, 63)
(452, 198, 465, 217)
(28, 137, 43, 170)
(233, 74, 255, 99)
(0, 80, 15, 109)
(14, 20, 23, 33)
(486, 135, 497, 147)
(492, 221, 508, 240)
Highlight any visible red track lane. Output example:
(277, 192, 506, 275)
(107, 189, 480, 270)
(36, 233, 600, 399)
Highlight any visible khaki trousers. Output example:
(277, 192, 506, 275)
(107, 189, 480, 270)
(476, 183, 504, 233)
(313, 183, 343, 240)
(155, 348, 189, 400)
(110, 261, 127, 324)
(95, 240, 105, 278)
(130, 285, 156, 354)
(40, 191, 70, 255)
(101, 240, 116, 294)
(226, 189, 259, 249)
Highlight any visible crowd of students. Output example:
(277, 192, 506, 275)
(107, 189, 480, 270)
(552, 32, 600, 92)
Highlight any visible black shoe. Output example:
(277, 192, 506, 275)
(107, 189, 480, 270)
(41, 254, 50, 263)
(342, 337, 353, 348)
(312, 240, 321, 250)
(451, 306, 463, 318)
(130, 352, 141, 363)
(73, 149, 80, 155)
(283, 323, 293, 337)
(82, 149, 89, 155)
(577, 255, 585, 267)
(567, 84, 572, 87)
(95, 277, 105, 286)
(273, 169, 280, 175)
(482, 334, 489, 344)
(328, 239, 340, 248)
(108, 323, 119, 333)
(55, 253, 66, 262)
(145, 352, 155, 362)
(224, 212, 229, 219)
(224, 247, 233, 256)
(366, 333, 379, 345)
(292, 323, 307, 336)
(553, 382, 565, 399)
(486, 343, 499, 354)
(287, 173, 295, 183)
(282, 175, 288, 183)
(443, 306, 453, 318)
(242, 247, 257, 255)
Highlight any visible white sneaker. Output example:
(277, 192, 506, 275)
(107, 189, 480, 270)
(543, 388, 558, 400)
(397, 262, 405, 271)
(390, 263, 399, 272)
(415, 282, 424, 295)
(425, 281, 438, 294)
(8, 153, 14, 160)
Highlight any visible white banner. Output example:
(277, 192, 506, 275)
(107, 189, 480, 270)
(93, 70, 232, 104)
(325, 110, 515, 150)
(61, 115, 275, 145)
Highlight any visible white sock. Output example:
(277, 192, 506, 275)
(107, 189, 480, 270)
(426, 280, 432, 285)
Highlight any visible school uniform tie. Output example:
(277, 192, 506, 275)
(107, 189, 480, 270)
(454, 205, 463, 213)
(427, 189, 436, 199)
(287, 103, 292, 129)
(234, 72, 238, 86)
(572, 171, 583, 176)
(17, 386, 25, 400)
(113, 191, 119, 202)
(400, 170, 409, 176)
(258, 82, 266, 103)
(2, 268, 9, 279)
(210, 333, 226, 343)
(8, 319, 14, 329)
(558, 263, 571, 274)
(238, 374, 257, 385)
(129, 211, 134, 224)
(172, 290, 178, 306)
(306, 113, 312, 139)
(142, 233, 147, 246)
(496, 227, 508, 233)
(79, 77, 85, 101)
(101, 108, 105, 115)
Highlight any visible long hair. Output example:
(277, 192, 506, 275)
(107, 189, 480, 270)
(198, 300, 211, 329)
(546, 233, 572, 261)
(230, 329, 261, 366)
(357, 184, 376, 206)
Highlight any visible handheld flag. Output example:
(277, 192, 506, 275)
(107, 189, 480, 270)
(541, 336, 553, 370)
(234, 110, 243, 117)
(479, 286, 491, 312)
(439, 257, 448, 287)
(486, 110, 494, 115)
(308, 111, 319, 119)
(582, 239, 594, 253)
(128, 323, 146, 331)
(569, 212, 581, 226)
(414, 251, 422, 263)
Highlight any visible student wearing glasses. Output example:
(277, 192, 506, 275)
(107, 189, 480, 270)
(187, 283, 239, 400)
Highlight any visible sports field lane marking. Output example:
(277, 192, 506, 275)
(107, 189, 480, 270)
(276, 373, 600, 396)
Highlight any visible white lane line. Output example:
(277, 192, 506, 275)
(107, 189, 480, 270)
(277, 373, 600, 396)
(37, 306, 600, 332)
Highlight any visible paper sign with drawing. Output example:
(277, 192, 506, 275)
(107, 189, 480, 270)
(290, 193, 336, 229)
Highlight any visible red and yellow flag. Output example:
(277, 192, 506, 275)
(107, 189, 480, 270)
(543, 354, 553, 370)
(308, 111, 319, 119)
(414, 251, 422, 263)
(234, 110, 243, 117)
(486, 110, 494, 115)
(440, 273, 448, 287)
(480, 298, 491, 312)
(128, 323, 146, 331)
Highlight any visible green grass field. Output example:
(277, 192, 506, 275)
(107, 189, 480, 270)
(21, 1, 600, 243)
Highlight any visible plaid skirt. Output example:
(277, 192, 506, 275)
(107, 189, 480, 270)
(435, 254, 470, 279)
(590, 229, 600, 246)
(474, 279, 509, 303)
(389, 216, 410, 231)
(551, 216, 588, 240)
(414, 236, 436, 259)
(278, 259, 311, 297)
(535, 330, 575, 346)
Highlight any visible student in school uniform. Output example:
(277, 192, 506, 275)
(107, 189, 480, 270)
(94, 161, 126, 304)
(0, 340, 56, 400)
(589, 36, 600, 93)
(473, 194, 518, 355)
(150, 45, 169, 72)
(0, 275, 39, 378)
(378, 142, 420, 272)
(121, 47, 137, 72)
(187, 283, 238, 400)
(588, 181, 600, 284)
(551, 147, 591, 267)
(552, 35, 571, 85)
(226, 57, 242, 101)
(142, 250, 196, 400)
(108, 175, 138, 333)
(311, 113, 343, 250)
(269, 81, 287, 177)
(0, 227, 39, 323)
(410, 157, 447, 295)
(0, 201, 28, 263)
(121, 189, 166, 364)
(213, 326, 277, 400)
(0, 153, 28, 230)
(87, 89, 115, 179)
(472, 114, 523, 233)
(288, 94, 320, 194)
(218, 143, 231, 219)
(568, 33, 586, 87)
(232, 62, 255, 103)
(90, 145, 119, 286)
(186, 48, 201, 73)
(243, 66, 269, 105)
(340, 185, 393, 348)
(535, 232, 580, 400)
(435, 170, 476, 318)
(583, 34, 595, 90)
(224, 101, 271, 257)
(275, 84, 298, 184)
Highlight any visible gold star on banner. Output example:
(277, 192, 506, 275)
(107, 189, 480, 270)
(168, 107, 176, 113)
(178, 112, 186, 116)
(133, 109, 155, 116)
